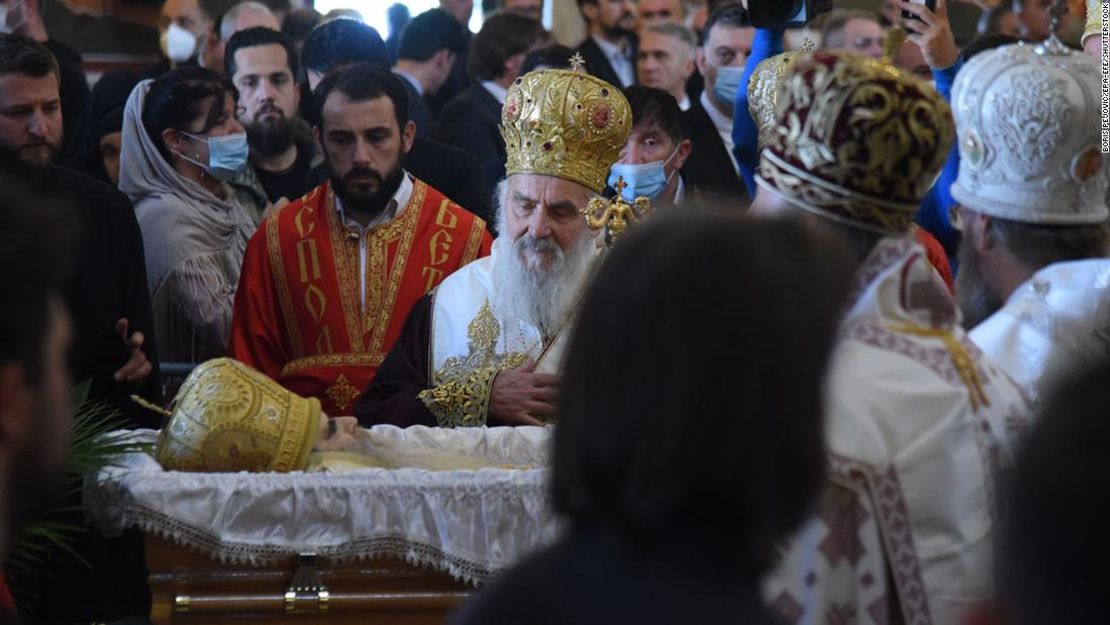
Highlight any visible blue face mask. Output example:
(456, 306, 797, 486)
(713, 66, 744, 106)
(607, 147, 680, 201)
(182, 131, 250, 181)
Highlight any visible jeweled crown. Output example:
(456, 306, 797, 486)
(154, 358, 320, 473)
(756, 51, 954, 234)
(500, 63, 632, 193)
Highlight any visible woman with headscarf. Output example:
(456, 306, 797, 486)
(119, 66, 257, 364)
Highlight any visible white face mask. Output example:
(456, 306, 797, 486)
(161, 22, 198, 63)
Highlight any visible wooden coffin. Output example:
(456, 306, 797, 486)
(145, 535, 475, 625)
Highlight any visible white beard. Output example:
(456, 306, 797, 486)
(490, 230, 599, 344)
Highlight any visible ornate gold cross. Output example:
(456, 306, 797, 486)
(580, 176, 653, 246)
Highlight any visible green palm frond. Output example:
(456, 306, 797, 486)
(6, 381, 152, 579)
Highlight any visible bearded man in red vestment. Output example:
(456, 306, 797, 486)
(229, 64, 492, 415)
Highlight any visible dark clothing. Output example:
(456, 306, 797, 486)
(47, 166, 162, 428)
(682, 98, 750, 209)
(435, 82, 504, 207)
(396, 72, 434, 138)
(304, 136, 493, 227)
(354, 294, 436, 427)
(255, 149, 314, 204)
(426, 29, 473, 117)
(61, 69, 140, 183)
(451, 525, 776, 625)
(44, 39, 90, 159)
(251, 127, 321, 204)
(575, 36, 636, 88)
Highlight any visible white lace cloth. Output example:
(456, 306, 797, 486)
(84, 425, 557, 586)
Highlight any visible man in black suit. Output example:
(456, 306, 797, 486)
(435, 11, 545, 208)
(681, 4, 753, 208)
(575, 0, 637, 88)
(427, 0, 476, 116)
(392, 8, 468, 138)
(301, 19, 493, 224)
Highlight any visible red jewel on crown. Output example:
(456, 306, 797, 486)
(592, 105, 611, 129)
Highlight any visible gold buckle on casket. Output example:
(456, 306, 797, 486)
(284, 553, 331, 614)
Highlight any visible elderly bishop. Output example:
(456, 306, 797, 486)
(354, 63, 635, 428)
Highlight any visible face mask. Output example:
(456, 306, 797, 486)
(161, 22, 198, 63)
(607, 147, 680, 201)
(713, 65, 744, 106)
(180, 131, 250, 181)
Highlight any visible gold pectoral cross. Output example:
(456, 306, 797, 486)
(581, 177, 653, 246)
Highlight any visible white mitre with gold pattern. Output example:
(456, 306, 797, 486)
(951, 33, 1108, 224)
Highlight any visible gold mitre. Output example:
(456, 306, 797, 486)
(500, 59, 632, 193)
(154, 358, 320, 473)
(748, 42, 812, 149)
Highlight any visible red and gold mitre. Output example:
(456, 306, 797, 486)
(756, 51, 954, 234)
(500, 65, 632, 193)
(154, 358, 320, 473)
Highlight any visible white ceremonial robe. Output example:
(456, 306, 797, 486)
(763, 237, 1033, 625)
(970, 259, 1110, 405)
(418, 239, 603, 426)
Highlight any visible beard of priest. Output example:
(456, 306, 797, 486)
(227, 64, 492, 417)
(352, 173, 602, 428)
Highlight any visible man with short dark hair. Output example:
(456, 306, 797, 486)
(682, 5, 752, 207)
(504, 0, 543, 20)
(225, 27, 320, 216)
(229, 64, 492, 416)
(429, 0, 477, 115)
(608, 85, 693, 209)
(300, 18, 493, 224)
(393, 8, 468, 137)
(0, 34, 159, 427)
(575, 0, 637, 87)
(435, 11, 546, 204)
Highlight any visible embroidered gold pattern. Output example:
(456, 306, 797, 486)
(280, 352, 387, 378)
(891, 324, 991, 411)
(267, 202, 304, 357)
(419, 301, 529, 427)
(462, 218, 486, 265)
(758, 52, 954, 234)
(325, 374, 362, 413)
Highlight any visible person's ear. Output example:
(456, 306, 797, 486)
(504, 52, 526, 82)
(695, 47, 707, 76)
(313, 124, 322, 147)
(0, 363, 34, 453)
(682, 54, 696, 80)
(400, 120, 416, 154)
(581, 2, 599, 24)
(162, 128, 189, 158)
(673, 138, 692, 170)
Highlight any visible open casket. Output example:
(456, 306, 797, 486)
(85, 425, 557, 624)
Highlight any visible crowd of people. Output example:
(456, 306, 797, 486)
(0, 0, 1107, 623)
